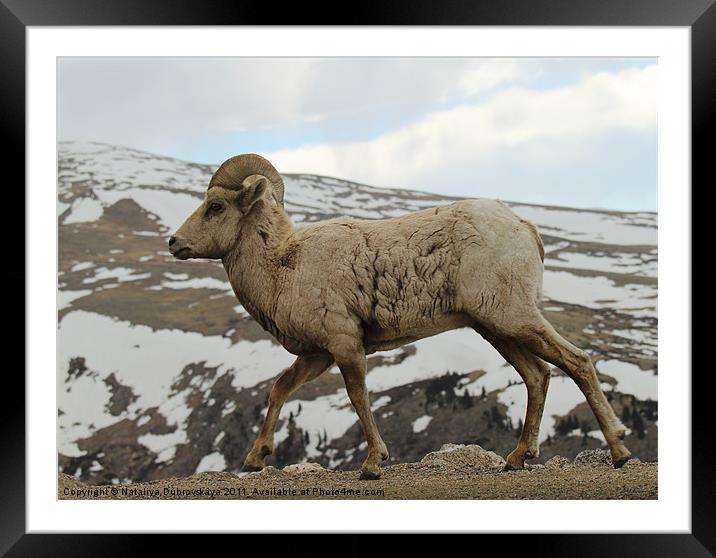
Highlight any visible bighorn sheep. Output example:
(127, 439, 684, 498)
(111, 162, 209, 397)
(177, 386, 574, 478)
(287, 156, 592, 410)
(169, 154, 631, 479)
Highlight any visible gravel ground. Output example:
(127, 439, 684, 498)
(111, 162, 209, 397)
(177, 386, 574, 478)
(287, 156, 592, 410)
(59, 448, 657, 500)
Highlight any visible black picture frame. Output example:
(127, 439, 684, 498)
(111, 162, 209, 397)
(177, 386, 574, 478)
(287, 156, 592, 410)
(4, 0, 709, 555)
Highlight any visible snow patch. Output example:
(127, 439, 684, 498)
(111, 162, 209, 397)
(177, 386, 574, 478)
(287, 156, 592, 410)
(596, 359, 657, 401)
(64, 197, 104, 224)
(196, 452, 227, 473)
(150, 277, 232, 291)
(57, 311, 295, 453)
(138, 429, 187, 462)
(367, 328, 510, 392)
(498, 376, 601, 442)
(58, 289, 93, 310)
(412, 415, 433, 433)
(275, 392, 357, 457)
(96, 188, 201, 232)
(371, 396, 391, 410)
(83, 267, 151, 284)
(547, 251, 657, 277)
(512, 205, 656, 246)
(543, 270, 657, 318)
(71, 261, 95, 272)
(164, 272, 189, 280)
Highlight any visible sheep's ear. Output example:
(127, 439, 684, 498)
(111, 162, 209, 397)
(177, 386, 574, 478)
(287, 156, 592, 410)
(237, 176, 271, 210)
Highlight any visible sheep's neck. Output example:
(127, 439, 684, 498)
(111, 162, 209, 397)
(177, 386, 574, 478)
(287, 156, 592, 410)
(222, 207, 292, 323)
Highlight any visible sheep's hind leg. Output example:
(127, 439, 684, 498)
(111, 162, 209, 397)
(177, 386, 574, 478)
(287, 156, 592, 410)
(483, 333, 551, 470)
(331, 339, 389, 480)
(243, 353, 333, 472)
(516, 314, 631, 468)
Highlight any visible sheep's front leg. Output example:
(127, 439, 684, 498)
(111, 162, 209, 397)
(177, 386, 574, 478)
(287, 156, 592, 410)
(332, 342, 389, 480)
(243, 353, 333, 472)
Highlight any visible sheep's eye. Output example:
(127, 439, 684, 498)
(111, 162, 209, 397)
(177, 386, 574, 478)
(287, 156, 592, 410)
(208, 201, 224, 213)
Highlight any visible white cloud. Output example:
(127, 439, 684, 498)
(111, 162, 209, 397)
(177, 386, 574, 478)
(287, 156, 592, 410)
(58, 58, 320, 151)
(449, 59, 529, 99)
(58, 58, 531, 154)
(264, 65, 657, 192)
(58, 58, 657, 210)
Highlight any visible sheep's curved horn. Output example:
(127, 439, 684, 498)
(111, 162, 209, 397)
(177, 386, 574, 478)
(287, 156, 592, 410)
(208, 153, 285, 208)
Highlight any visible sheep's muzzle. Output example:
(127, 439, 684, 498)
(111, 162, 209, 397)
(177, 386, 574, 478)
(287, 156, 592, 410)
(168, 236, 192, 260)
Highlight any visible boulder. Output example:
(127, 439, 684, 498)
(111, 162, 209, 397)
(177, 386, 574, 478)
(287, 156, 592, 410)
(573, 449, 612, 466)
(283, 462, 324, 474)
(421, 444, 505, 471)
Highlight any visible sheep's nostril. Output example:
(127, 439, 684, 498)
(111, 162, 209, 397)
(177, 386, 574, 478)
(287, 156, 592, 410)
(169, 236, 177, 247)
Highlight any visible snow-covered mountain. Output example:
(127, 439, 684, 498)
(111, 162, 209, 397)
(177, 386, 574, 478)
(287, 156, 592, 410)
(57, 141, 658, 484)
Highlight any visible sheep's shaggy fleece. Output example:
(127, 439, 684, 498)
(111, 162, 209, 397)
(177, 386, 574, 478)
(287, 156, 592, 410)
(256, 199, 545, 356)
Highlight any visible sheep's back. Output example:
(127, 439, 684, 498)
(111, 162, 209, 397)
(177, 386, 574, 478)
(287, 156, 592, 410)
(277, 199, 543, 346)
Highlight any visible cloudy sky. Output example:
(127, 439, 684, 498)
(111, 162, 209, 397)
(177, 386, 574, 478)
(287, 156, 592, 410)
(58, 57, 657, 211)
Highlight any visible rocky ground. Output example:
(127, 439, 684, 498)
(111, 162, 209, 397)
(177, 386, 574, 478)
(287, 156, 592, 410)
(59, 445, 657, 500)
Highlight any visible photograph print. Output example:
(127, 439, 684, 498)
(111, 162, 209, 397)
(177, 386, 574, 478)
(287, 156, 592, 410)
(57, 56, 657, 500)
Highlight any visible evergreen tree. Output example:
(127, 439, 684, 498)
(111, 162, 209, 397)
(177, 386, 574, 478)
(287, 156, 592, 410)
(632, 412, 645, 439)
(555, 417, 568, 437)
(622, 405, 632, 422)
(483, 409, 493, 429)
(580, 420, 591, 436)
(580, 420, 592, 446)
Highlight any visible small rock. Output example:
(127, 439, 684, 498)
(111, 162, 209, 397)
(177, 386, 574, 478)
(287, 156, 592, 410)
(545, 456, 571, 469)
(421, 444, 505, 470)
(283, 462, 324, 474)
(525, 464, 545, 471)
(256, 466, 283, 477)
(573, 449, 612, 466)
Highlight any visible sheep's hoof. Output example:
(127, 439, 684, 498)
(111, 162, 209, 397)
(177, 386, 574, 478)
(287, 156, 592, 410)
(502, 451, 525, 471)
(501, 461, 523, 472)
(610, 445, 632, 469)
(242, 463, 264, 473)
(359, 468, 381, 480)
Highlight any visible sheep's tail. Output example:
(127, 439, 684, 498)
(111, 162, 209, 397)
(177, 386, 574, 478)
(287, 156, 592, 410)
(520, 218, 545, 304)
